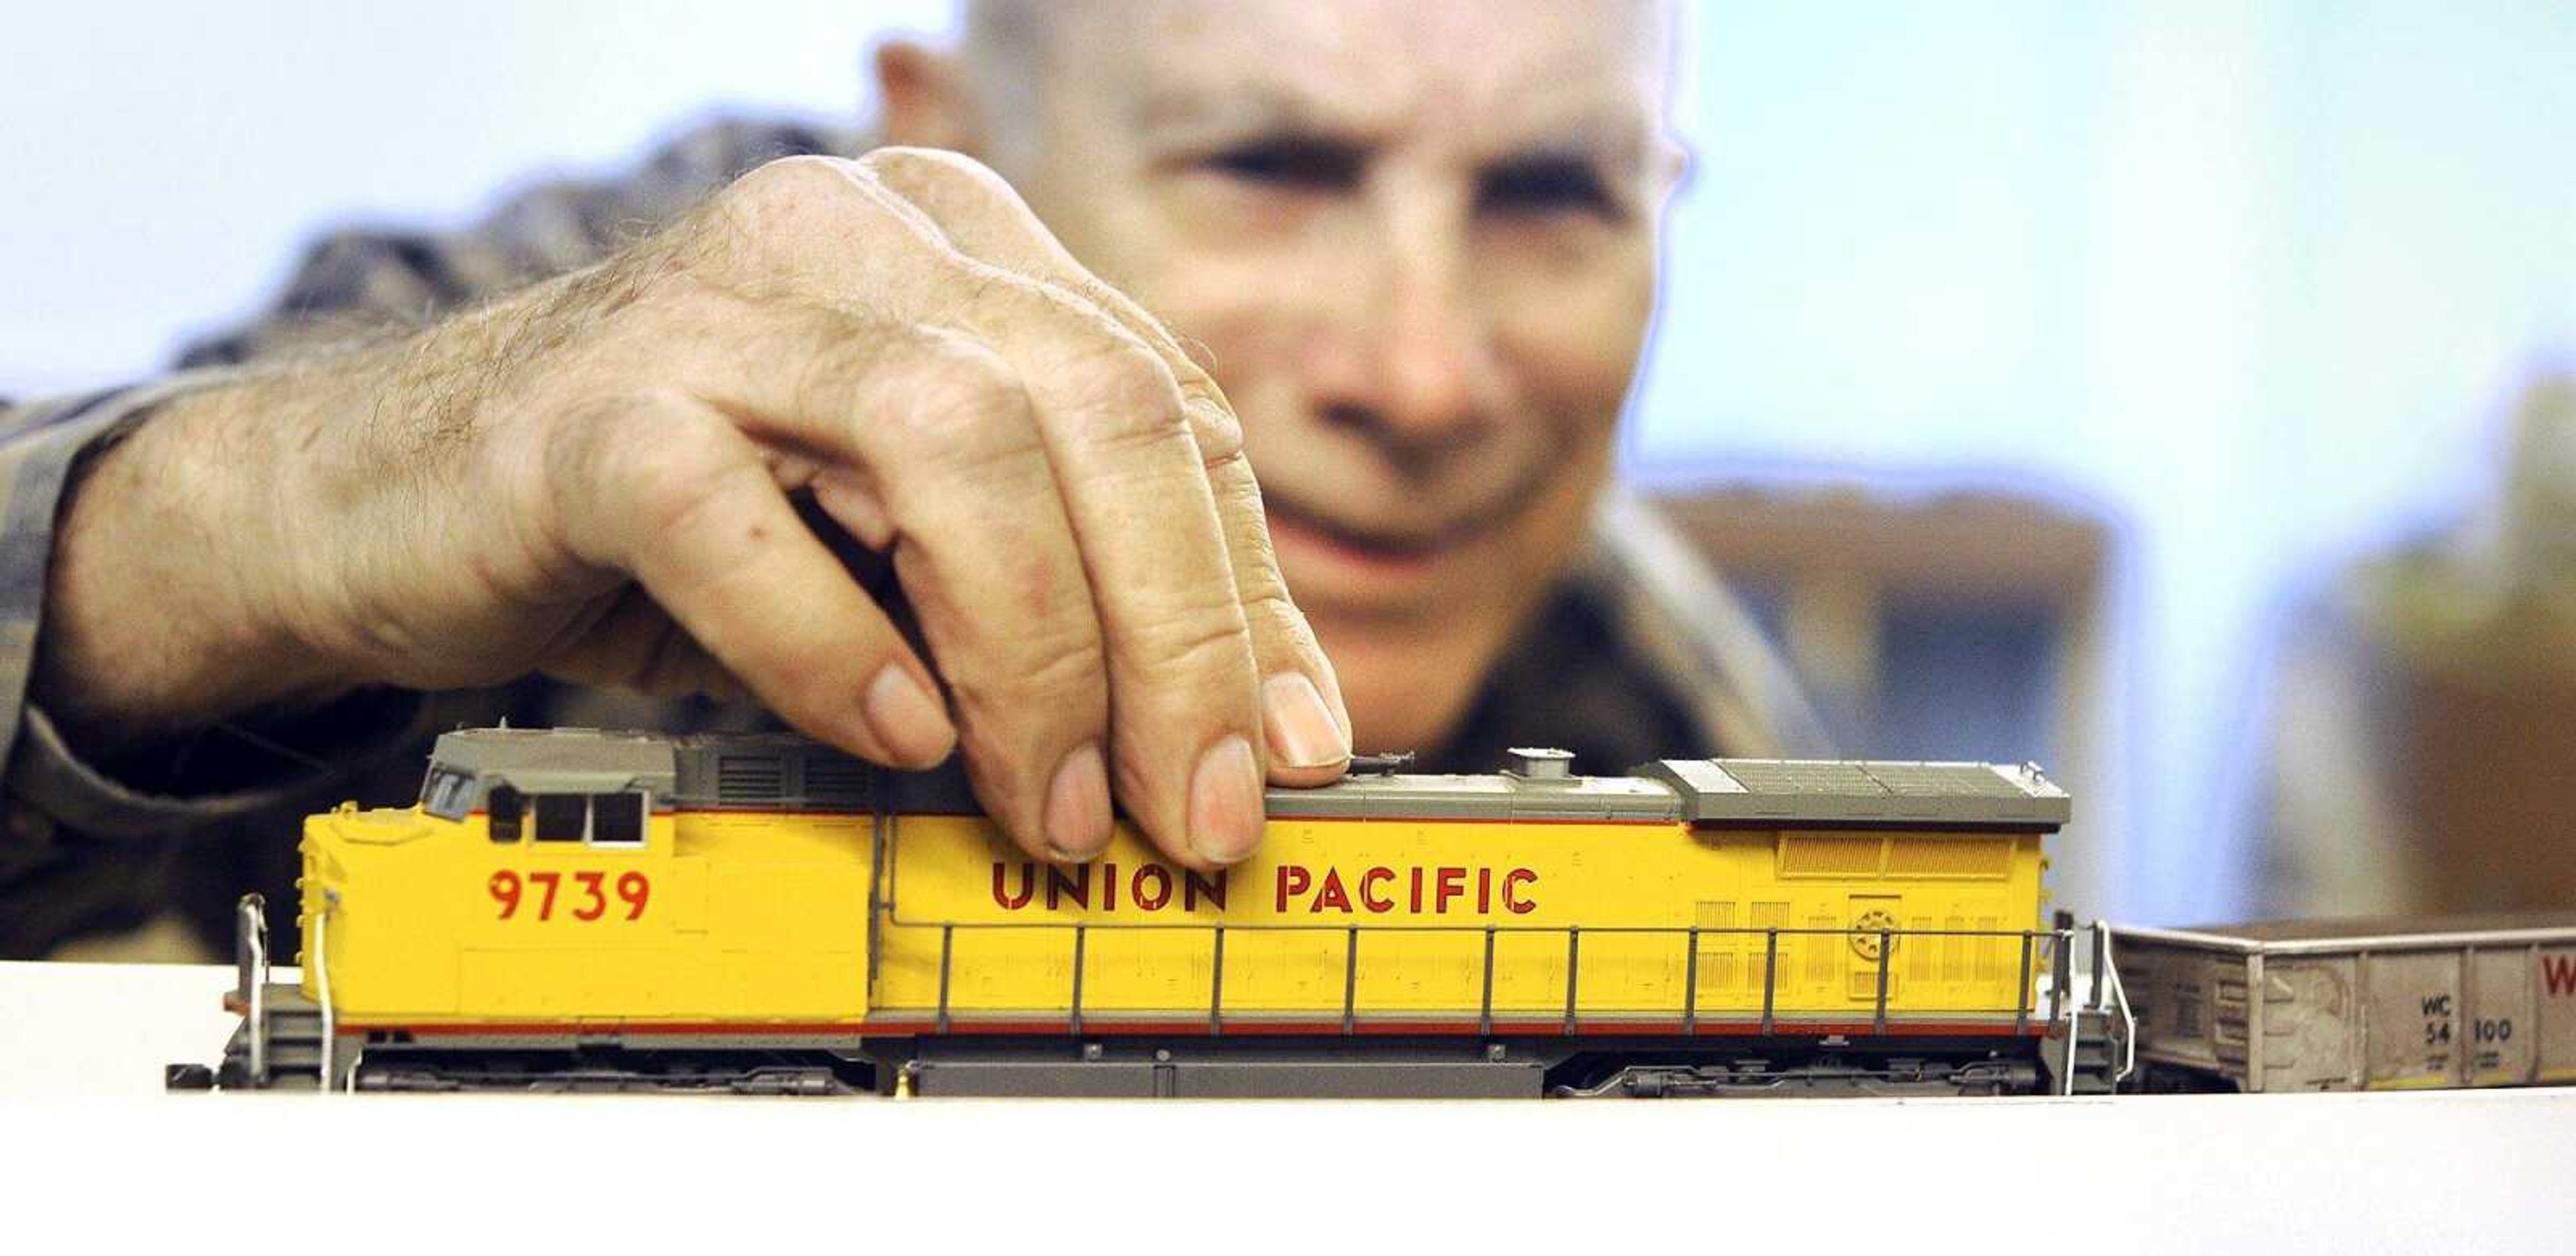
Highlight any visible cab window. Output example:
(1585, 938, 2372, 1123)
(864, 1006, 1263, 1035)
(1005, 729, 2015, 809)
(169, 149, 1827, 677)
(422, 768, 475, 821)
(487, 786, 525, 843)
(533, 794, 587, 842)
(590, 792, 646, 847)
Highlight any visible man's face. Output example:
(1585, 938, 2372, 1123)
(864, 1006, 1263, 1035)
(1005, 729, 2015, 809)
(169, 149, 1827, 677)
(964, 0, 1675, 753)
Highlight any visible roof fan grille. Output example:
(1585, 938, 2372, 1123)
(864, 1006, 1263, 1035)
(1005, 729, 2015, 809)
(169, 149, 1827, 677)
(716, 755, 787, 805)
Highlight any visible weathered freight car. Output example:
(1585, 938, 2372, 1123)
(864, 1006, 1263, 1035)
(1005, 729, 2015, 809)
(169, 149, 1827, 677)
(174, 727, 2132, 1098)
(2112, 917, 2576, 1092)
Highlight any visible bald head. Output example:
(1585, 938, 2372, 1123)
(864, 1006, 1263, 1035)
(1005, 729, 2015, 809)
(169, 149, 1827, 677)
(939, 0, 1680, 183)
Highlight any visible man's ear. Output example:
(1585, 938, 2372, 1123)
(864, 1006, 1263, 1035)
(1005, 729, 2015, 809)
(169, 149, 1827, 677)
(875, 40, 979, 154)
(1653, 135, 1693, 207)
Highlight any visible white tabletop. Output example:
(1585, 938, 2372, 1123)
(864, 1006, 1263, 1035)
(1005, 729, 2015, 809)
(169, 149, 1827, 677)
(4, 959, 2571, 1253)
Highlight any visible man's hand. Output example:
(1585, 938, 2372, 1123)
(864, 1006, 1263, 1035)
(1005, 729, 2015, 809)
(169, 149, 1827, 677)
(36, 149, 1352, 868)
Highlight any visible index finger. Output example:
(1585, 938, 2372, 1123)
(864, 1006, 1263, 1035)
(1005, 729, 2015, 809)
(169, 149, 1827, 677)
(932, 274, 1270, 869)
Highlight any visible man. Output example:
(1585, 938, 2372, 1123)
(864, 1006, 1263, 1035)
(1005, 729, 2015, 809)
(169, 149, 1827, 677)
(0, 0, 1821, 959)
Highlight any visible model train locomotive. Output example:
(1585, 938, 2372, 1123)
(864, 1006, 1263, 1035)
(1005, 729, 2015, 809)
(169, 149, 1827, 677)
(175, 725, 2155, 1098)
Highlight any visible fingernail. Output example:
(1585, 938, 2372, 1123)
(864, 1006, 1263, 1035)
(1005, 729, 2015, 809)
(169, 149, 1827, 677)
(1188, 734, 1265, 865)
(863, 664, 955, 767)
(1261, 672, 1348, 770)
(1043, 742, 1112, 860)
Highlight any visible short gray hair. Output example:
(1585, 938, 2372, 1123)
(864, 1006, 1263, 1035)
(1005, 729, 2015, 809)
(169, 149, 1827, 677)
(955, 0, 1059, 172)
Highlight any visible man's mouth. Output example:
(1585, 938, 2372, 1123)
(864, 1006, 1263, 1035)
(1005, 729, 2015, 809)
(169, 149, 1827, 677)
(1260, 490, 1527, 605)
(1256, 454, 1561, 603)
(1263, 496, 1453, 562)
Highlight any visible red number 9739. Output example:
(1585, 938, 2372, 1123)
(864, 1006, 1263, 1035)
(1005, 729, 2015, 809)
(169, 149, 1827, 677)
(489, 870, 649, 922)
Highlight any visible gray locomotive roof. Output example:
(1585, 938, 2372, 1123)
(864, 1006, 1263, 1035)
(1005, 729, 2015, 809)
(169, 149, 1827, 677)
(1260, 770, 1682, 821)
(428, 729, 2067, 829)
(431, 727, 679, 797)
(429, 727, 950, 813)
(1635, 758, 2070, 827)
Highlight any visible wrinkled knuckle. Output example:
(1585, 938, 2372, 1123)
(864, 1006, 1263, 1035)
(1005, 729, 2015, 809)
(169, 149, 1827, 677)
(1192, 406, 1249, 467)
(1006, 629, 1110, 708)
(594, 411, 741, 544)
(1062, 344, 1189, 452)
(875, 339, 1043, 471)
(625, 467, 727, 552)
(1236, 582, 1304, 633)
(945, 630, 1105, 757)
(547, 390, 674, 484)
(729, 154, 869, 210)
(859, 145, 973, 180)
(710, 156, 878, 254)
(1240, 588, 1330, 672)
(862, 146, 1018, 201)
(1124, 602, 1253, 682)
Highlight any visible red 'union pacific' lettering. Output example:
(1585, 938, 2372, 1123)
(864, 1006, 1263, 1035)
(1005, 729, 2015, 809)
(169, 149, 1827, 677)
(989, 861, 1228, 914)
(1132, 865, 1172, 910)
(1274, 863, 1539, 917)
(987, 859, 1528, 915)
(992, 862, 1034, 909)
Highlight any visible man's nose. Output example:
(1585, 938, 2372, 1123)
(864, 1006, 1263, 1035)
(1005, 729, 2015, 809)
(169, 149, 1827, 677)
(1323, 207, 1495, 454)
(1370, 266, 1487, 443)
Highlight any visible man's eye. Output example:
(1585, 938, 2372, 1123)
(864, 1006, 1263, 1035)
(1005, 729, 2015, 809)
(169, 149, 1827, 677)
(1203, 140, 1363, 191)
(1477, 159, 1617, 217)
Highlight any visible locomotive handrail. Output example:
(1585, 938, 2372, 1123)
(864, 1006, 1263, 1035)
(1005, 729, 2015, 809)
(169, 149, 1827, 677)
(1564, 929, 1582, 1035)
(1342, 927, 1359, 1033)
(935, 923, 955, 1034)
(312, 890, 341, 1094)
(1682, 925, 1700, 1034)
(1760, 928, 1778, 1033)
(2017, 932, 2035, 1035)
(1874, 929, 1893, 1035)
(237, 895, 268, 1084)
(2061, 999, 2082, 1096)
(1210, 925, 1226, 1035)
(2096, 921, 2137, 1082)
(1070, 924, 1089, 1035)
(1480, 927, 1497, 1035)
(888, 919, 2063, 939)
(896, 915, 2076, 1037)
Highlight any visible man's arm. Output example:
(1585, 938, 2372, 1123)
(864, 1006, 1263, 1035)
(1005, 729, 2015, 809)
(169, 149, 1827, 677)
(13, 149, 1350, 876)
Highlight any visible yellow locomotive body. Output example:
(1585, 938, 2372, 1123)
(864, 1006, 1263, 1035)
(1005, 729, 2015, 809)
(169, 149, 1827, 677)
(274, 729, 2094, 1096)
(871, 813, 2049, 1034)
(304, 802, 873, 1029)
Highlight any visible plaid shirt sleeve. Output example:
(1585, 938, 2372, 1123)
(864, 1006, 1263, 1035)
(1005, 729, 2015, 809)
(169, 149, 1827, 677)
(0, 117, 861, 956)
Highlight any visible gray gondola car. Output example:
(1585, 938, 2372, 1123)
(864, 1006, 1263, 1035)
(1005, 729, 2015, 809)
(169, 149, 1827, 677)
(2110, 916, 2576, 1092)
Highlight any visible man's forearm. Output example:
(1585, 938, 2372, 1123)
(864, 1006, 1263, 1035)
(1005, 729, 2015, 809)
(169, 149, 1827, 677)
(31, 368, 357, 750)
